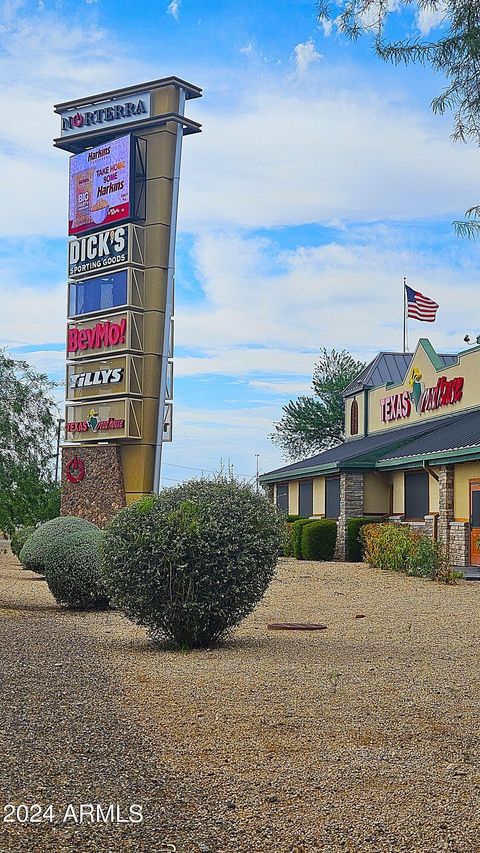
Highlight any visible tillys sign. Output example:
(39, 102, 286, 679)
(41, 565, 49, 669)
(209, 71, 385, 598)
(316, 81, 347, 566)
(60, 94, 151, 137)
(68, 226, 128, 276)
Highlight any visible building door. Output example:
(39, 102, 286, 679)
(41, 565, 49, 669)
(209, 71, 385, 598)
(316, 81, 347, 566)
(470, 483, 480, 566)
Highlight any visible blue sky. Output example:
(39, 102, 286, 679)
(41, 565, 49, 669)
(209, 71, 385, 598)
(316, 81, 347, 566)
(1, 0, 479, 486)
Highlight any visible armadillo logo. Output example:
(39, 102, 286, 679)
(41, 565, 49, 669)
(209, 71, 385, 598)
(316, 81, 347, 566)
(67, 319, 126, 353)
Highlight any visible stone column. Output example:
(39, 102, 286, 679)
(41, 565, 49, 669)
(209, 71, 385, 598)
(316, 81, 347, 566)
(335, 471, 364, 561)
(449, 522, 469, 567)
(423, 515, 436, 540)
(438, 465, 454, 548)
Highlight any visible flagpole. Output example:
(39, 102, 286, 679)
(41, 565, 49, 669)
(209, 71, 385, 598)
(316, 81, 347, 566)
(403, 277, 407, 353)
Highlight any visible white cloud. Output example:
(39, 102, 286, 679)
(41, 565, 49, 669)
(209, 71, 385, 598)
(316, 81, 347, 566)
(250, 379, 312, 394)
(179, 80, 479, 232)
(0, 12, 152, 235)
(0, 282, 65, 345)
(319, 19, 333, 37)
(416, 2, 448, 35)
(162, 401, 286, 480)
(293, 38, 322, 76)
(172, 227, 480, 381)
(167, 0, 180, 20)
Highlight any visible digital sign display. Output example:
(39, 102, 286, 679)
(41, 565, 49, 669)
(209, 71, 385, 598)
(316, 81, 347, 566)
(69, 269, 128, 317)
(68, 135, 131, 236)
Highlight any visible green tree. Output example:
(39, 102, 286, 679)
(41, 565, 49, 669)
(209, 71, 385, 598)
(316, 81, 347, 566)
(271, 348, 365, 460)
(0, 350, 60, 534)
(317, 0, 480, 237)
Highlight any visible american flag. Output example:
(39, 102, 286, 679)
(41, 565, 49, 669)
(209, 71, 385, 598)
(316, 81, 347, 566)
(405, 284, 439, 322)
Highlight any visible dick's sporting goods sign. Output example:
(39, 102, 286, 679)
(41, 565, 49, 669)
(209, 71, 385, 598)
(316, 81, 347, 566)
(68, 226, 129, 277)
(59, 94, 151, 138)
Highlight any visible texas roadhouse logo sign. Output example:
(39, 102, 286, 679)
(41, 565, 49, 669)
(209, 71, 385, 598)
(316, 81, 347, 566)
(66, 408, 125, 434)
(380, 368, 465, 423)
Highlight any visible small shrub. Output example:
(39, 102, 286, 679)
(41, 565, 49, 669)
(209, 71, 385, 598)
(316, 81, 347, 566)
(301, 519, 337, 561)
(102, 477, 285, 648)
(346, 517, 384, 562)
(291, 518, 314, 559)
(10, 525, 36, 559)
(19, 516, 108, 609)
(287, 514, 302, 523)
(284, 523, 294, 557)
(362, 522, 454, 583)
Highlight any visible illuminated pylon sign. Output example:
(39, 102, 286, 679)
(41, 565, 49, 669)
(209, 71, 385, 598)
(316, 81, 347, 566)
(55, 77, 202, 506)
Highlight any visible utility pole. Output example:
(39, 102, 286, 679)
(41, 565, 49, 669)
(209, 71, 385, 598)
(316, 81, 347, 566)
(55, 418, 64, 484)
(255, 453, 260, 493)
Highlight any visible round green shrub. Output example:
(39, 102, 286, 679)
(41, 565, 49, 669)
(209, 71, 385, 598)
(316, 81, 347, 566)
(291, 518, 313, 559)
(11, 525, 36, 559)
(301, 519, 337, 561)
(19, 516, 108, 609)
(102, 477, 285, 648)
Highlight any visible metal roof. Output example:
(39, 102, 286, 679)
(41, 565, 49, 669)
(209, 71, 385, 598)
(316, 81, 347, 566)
(262, 409, 480, 482)
(378, 408, 480, 462)
(261, 414, 462, 481)
(343, 351, 457, 397)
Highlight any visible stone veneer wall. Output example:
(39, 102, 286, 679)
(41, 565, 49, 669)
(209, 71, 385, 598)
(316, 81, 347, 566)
(61, 445, 126, 528)
(448, 521, 469, 566)
(335, 472, 364, 561)
(438, 465, 454, 548)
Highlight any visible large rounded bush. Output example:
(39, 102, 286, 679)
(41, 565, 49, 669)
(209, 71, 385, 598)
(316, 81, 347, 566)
(102, 477, 285, 648)
(19, 516, 108, 609)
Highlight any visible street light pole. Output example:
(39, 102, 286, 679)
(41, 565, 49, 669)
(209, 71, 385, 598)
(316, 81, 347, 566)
(55, 418, 64, 484)
(255, 453, 259, 493)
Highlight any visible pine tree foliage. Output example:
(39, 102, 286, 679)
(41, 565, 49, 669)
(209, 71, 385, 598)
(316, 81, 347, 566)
(317, 0, 480, 237)
(271, 349, 365, 460)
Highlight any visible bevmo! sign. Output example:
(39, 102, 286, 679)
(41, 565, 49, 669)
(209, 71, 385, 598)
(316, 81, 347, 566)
(381, 375, 464, 423)
(68, 319, 126, 353)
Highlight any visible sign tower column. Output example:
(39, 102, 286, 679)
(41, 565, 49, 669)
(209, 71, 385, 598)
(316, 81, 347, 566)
(54, 77, 201, 523)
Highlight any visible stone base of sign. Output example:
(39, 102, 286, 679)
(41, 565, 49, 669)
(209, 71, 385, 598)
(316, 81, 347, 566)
(61, 445, 126, 528)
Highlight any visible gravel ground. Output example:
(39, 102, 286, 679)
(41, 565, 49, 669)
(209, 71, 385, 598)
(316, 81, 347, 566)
(1, 550, 480, 852)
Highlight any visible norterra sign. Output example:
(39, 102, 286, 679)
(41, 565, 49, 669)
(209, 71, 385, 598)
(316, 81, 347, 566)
(60, 94, 151, 137)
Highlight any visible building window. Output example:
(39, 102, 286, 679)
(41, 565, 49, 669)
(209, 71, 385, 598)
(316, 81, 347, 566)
(326, 476, 340, 519)
(276, 482, 289, 514)
(404, 470, 429, 520)
(350, 398, 359, 435)
(299, 480, 313, 518)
